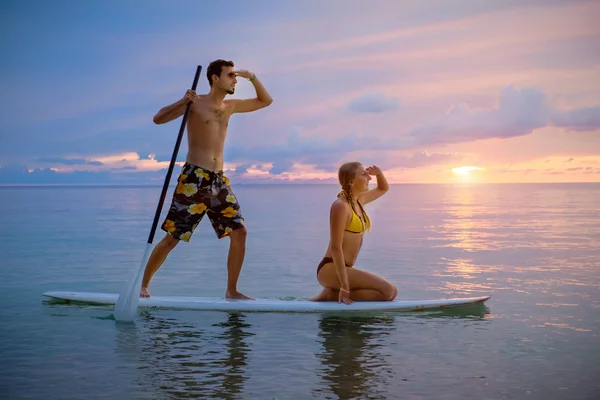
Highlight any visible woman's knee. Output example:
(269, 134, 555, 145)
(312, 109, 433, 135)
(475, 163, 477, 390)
(381, 282, 397, 301)
(390, 284, 398, 300)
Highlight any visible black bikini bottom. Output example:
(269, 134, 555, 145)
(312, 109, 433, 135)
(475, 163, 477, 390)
(316, 257, 352, 277)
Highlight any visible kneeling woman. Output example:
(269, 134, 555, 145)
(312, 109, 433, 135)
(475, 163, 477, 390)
(311, 162, 398, 304)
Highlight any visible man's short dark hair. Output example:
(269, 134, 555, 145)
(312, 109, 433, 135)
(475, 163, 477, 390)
(207, 59, 234, 86)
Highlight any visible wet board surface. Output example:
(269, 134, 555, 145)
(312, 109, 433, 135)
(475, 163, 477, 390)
(43, 291, 491, 313)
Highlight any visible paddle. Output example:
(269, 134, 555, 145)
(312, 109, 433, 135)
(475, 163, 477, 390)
(114, 65, 203, 322)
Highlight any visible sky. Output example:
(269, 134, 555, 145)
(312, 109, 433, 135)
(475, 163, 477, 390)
(1, 0, 599, 185)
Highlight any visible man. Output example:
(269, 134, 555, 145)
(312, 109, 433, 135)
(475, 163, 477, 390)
(140, 59, 273, 299)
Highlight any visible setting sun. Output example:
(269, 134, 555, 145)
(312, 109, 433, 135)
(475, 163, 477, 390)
(452, 166, 484, 175)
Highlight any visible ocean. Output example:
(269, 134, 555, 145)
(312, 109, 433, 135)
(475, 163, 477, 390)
(1, 183, 599, 399)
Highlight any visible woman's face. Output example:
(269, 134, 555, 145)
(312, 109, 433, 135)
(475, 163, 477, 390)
(351, 164, 371, 193)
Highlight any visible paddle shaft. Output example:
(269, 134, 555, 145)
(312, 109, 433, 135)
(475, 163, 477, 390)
(147, 65, 202, 244)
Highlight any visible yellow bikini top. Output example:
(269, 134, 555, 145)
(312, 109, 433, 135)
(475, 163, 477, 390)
(345, 208, 365, 233)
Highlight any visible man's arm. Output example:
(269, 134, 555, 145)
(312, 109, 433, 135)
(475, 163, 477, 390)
(153, 90, 196, 124)
(229, 71, 273, 114)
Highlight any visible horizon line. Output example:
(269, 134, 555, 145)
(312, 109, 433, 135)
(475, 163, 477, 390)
(1, 181, 599, 188)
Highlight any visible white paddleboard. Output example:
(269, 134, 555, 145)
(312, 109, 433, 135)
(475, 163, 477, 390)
(42, 291, 491, 313)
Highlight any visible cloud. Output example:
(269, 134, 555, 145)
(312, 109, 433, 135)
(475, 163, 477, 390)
(494, 166, 600, 176)
(270, 160, 295, 175)
(409, 85, 600, 146)
(314, 164, 339, 173)
(495, 168, 537, 175)
(228, 129, 460, 174)
(0, 164, 169, 185)
(397, 151, 462, 168)
(234, 164, 251, 174)
(0, 111, 158, 165)
(37, 157, 104, 166)
(113, 166, 137, 171)
(222, 128, 361, 174)
(220, 127, 416, 175)
(544, 169, 564, 175)
(552, 106, 600, 132)
(346, 92, 400, 114)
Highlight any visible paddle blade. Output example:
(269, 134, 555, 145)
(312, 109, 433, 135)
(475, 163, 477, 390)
(114, 242, 153, 322)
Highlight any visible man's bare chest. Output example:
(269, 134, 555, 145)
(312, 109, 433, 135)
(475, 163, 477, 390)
(192, 103, 231, 127)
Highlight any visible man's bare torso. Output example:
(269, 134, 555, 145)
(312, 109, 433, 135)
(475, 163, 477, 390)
(185, 95, 234, 171)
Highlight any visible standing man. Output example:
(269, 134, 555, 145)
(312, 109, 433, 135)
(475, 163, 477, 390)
(140, 59, 273, 299)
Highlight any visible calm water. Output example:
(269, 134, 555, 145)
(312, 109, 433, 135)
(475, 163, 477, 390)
(1, 183, 599, 399)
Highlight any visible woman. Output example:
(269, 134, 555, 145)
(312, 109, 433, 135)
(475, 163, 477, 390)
(311, 162, 398, 304)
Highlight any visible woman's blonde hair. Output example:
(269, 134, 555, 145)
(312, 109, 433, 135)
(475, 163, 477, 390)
(337, 161, 371, 231)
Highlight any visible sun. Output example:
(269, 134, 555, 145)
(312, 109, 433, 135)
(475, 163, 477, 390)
(451, 166, 485, 183)
(452, 166, 484, 175)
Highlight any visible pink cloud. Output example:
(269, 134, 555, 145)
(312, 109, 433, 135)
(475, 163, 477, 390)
(409, 86, 600, 146)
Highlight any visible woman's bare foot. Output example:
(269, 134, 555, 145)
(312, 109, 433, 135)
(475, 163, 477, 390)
(140, 287, 151, 298)
(226, 290, 254, 300)
(309, 288, 338, 301)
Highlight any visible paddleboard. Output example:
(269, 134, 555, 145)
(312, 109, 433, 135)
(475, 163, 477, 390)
(42, 291, 490, 313)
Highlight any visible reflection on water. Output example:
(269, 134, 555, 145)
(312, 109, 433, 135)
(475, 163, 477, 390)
(7, 184, 600, 398)
(422, 185, 600, 300)
(114, 312, 404, 400)
(115, 312, 253, 399)
(434, 186, 497, 252)
(430, 184, 600, 254)
(313, 315, 396, 400)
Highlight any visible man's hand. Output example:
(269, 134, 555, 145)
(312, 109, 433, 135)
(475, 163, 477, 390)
(154, 89, 196, 124)
(181, 89, 197, 104)
(365, 165, 382, 176)
(228, 70, 272, 113)
(234, 70, 255, 80)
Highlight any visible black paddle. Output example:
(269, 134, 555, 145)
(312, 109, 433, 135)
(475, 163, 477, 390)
(114, 65, 203, 322)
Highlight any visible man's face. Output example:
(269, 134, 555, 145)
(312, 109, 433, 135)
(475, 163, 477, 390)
(217, 66, 237, 95)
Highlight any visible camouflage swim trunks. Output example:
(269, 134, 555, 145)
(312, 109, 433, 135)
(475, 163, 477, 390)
(161, 162, 245, 241)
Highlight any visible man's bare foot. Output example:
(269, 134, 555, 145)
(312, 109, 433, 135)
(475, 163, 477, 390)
(226, 290, 254, 300)
(309, 288, 338, 301)
(140, 287, 151, 298)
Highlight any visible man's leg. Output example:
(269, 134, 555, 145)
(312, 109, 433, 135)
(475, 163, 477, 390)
(140, 233, 179, 297)
(140, 162, 209, 297)
(225, 227, 254, 300)
(211, 174, 253, 300)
